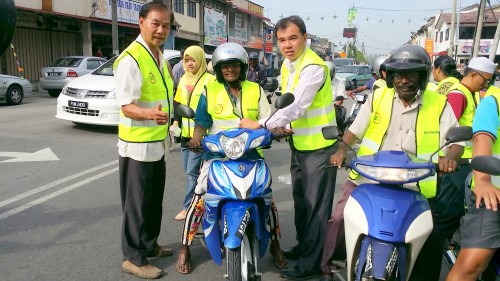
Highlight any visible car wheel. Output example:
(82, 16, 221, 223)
(48, 89, 61, 97)
(6, 85, 23, 105)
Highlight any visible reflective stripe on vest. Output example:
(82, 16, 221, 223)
(446, 82, 477, 158)
(436, 76, 459, 95)
(205, 80, 260, 135)
(349, 87, 447, 198)
(114, 41, 173, 143)
(178, 72, 215, 138)
(281, 48, 336, 151)
(472, 91, 500, 190)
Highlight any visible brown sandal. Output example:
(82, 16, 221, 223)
(175, 253, 192, 274)
(270, 246, 288, 269)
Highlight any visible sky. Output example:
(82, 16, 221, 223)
(251, 0, 483, 56)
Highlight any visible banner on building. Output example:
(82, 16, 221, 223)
(228, 12, 248, 46)
(95, 0, 143, 25)
(204, 7, 227, 47)
(265, 33, 273, 53)
(460, 39, 492, 55)
(247, 36, 263, 49)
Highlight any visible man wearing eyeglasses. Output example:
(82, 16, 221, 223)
(435, 57, 497, 244)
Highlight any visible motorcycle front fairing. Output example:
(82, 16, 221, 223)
(203, 158, 272, 266)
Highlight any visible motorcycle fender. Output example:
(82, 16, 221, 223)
(222, 202, 262, 250)
(404, 210, 433, 278)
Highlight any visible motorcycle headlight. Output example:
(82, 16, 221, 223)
(220, 132, 248, 160)
(355, 164, 432, 183)
(205, 142, 220, 153)
(249, 135, 265, 150)
(106, 90, 116, 99)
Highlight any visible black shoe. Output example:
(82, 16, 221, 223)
(279, 265, 321, 280)
(282, 246, 301, 260)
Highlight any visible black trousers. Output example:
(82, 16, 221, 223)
(119, 156, 166, 266)
(289, 142, 338, 272)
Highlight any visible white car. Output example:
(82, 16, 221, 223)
(56, 50, 211, 126)
(0, 74, 33, 105)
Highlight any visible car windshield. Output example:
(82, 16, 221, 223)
(337, 66, 359, 74)
(50, 57, 83, 67)
(333, 59, 354, 66)
(93, 57, 116, 76)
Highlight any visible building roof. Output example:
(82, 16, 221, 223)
(438, 10, 500, 25)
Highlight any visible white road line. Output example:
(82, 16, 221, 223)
(0, 160, 118, 208)
(0, 167, 118, 221)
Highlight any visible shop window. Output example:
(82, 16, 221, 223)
(445, 28, 449, 41)
(187, 1, 196, 18)
(174, 0, 184, 15)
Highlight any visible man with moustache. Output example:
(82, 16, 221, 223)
(113, 2, 174, 279)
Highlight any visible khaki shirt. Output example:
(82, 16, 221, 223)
(348, 90, 462, 186)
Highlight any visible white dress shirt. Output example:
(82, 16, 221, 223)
(114, 35, 169, 162)
(260, 47, 326, 129)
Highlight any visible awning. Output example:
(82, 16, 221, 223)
(234, 6, 270, 21)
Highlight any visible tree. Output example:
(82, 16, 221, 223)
(343, 43, 368, 64)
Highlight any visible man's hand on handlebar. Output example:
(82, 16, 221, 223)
(270, 127, 293, 142)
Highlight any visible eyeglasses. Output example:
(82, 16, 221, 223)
(220, 62, 240, 70)
(474, 71, 492, 85)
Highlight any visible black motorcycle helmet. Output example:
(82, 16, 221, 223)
(386, 45, 431, 91)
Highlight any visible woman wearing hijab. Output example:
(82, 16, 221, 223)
(171, 45, 215, 221)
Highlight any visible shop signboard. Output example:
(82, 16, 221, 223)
(204, 7, 227, 46)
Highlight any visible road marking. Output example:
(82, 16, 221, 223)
(0, 160, 118, 208)
(0, 148, 59, 162)
(0, 167, 118, 221)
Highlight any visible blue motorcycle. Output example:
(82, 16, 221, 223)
(176, 93, 294, 280)
(322, 126, 472, 281)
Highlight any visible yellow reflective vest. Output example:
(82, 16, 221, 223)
(205, 80, 260, 135)
(281, 48, 336, 151)
(350, 87, 447, 198)
(114, 41, 173, 143)
(436, 76, 460, 95)
(372, 79, 386, 93)
(176, 72, 215, 138)
(446, 83, 477, 159)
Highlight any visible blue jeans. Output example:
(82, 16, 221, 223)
(181, 147, 202, 210)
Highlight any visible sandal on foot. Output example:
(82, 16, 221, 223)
(175, 253, 192, 274)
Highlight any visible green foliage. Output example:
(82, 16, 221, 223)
(343, 43, 368, 64)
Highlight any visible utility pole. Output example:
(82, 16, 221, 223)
(472, 0, 486, 57)
(112, 0, 119, 56)
(489, 10, 500, 60)
(448, 0, 457, 56)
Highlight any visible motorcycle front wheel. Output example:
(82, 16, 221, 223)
(226, 226, 261, 281)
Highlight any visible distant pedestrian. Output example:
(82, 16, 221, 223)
(95, 47, 103, 57)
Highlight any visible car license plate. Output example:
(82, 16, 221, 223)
(48, 72, 60, 76)
(68, 100, 88, 108)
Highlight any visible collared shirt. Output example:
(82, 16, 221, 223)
(260, 48, 326, 129)
(114, 35, 167, 162)
(349, 90, 462, 185)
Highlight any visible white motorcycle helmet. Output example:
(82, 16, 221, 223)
(212, 42, 249, 83)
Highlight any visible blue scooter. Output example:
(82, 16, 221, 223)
(176, 93, 294, 280)
(322, 126, 472, 281)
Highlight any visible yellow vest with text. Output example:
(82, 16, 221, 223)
(281, 48, 336, 151)
(114, 41, 173, 143)
(446, 83, 476, 158)
(178, 72, 215, 138)
(472, 90, 500, 190)
(350, 87, 447, 198)
(205, 80, 260, 135)
(436, 76, 460, 95)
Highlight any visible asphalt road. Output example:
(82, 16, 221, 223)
(0, 88, 460, 281)
(0, 91, 351, 281)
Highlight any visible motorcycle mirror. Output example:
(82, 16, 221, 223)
(274, 92, 294, 109)
(0, 0, 17, 57)
(175, 104, 195, 119)
(446, 126, 473, 143)
(471, 156, 500, 176)
(321, 126, 340, 140)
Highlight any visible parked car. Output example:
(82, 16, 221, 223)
(40, 56, 107, 97)
(332, 58, 358, 70)
(335, 65, 372, 90)
(0, 74, 32, 105)
(56, 50, 211, 126)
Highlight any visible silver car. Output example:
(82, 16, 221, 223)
(0, 74, 33, 105)
(39, 56, 107, 97)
